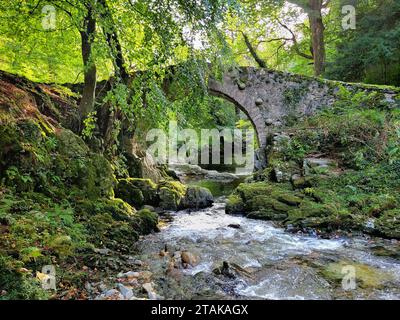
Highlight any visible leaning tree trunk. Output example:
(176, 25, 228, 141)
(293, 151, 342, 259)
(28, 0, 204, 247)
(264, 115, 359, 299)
(98, 0, 129, 83)
(242, 32, 267, 68)
(79, 6, 97, 119)
(308, 0, 326, 76)
(97, 0, 131, 154)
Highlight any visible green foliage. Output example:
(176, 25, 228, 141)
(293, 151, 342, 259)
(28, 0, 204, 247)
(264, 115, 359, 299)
(278, 89, 400, 169)
(0, 256, 49, 300)
(229, 160, 400, 238)
(326, 0, 400, 86)
(81, 112, 97, 139)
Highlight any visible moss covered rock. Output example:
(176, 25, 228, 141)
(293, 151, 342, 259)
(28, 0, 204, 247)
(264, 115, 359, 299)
(75, 198, 157, 252)
(227, 182, 301, 221)
(181, 186, 214, 209)
(225, 194, 245, 214)
(115, 179, 145, 208)
(375, 209, 400, 239)
(128, 178, 159, 204)
(158, 180, 186, 210)
(0, 120, 115, 200)
(321, 261, 394, 289)
(136, 209, 159, 234)
(159, 186, 181, 210)
(115, 178, 159, 208)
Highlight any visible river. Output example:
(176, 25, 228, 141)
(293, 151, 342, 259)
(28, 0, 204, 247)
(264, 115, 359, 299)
(132, 194, 400, 300)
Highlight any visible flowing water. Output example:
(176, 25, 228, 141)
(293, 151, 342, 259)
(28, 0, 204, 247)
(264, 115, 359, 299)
(133, 178, 400, 300)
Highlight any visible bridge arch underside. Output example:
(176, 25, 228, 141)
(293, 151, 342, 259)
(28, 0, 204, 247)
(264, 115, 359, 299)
(208, 88, 267, 149)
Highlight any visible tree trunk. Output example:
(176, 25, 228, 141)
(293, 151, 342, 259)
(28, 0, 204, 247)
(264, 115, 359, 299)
(242, 32, 267, 68)
(98, 0, 129, 83)
(96, 0, 131, 154)
(79, 6, 97, 119)
(308, 0, 326, 76)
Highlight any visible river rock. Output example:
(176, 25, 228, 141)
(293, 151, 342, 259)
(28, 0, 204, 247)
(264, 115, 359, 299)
(94, 248, 111, 255)
(181, 251, 199, 267)
(181, 186, 214, 209)
(118, 271, 140, 279)
(142, 282, 159, 300)
(117, 284, 134, 299)
(228, 224, 241, 229)
(97, 289, 124, 300)
(126, 257, 144, 267)
(303, 157, 337, 175)
(138, 271, 153, 281)
(213, 261, 235, 279)
(255, 98, 263, 105)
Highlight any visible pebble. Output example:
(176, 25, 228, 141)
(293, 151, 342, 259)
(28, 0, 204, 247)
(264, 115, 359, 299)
(94, 248, 111, 255)
(117, 284, 134, 299)
(118, 271, 140, 278)
(98, 283, 108, 292)
(142, 283, 159, 300)
(228, 224, 241, 229)
(98, 289, 124, 300)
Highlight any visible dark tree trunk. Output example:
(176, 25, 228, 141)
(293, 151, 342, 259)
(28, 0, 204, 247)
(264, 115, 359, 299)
(242, 32, 267, 69)
(98, 0, 129, 83)
(308, 0, 326, 76)
(96, 0, 131, 154)
(79, 6, 97, 119)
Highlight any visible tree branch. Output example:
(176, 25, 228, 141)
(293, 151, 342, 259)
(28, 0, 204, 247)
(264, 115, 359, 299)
(241, 31, 267, 68)
(277, 19, 314, 60)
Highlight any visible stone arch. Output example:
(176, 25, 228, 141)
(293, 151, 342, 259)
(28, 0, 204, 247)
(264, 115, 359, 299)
(208, 67, 399, 152)
(208, 77, 268, 148)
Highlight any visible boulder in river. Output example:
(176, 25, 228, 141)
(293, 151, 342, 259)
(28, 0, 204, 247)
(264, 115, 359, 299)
(213, 261, 236, 279)
(181, 251, 199, 267)
(180, 186, 214, 209)
(228, 224, 241, 229)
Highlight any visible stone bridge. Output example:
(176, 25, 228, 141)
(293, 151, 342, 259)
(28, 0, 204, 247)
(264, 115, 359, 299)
(208, 67, 400, 149)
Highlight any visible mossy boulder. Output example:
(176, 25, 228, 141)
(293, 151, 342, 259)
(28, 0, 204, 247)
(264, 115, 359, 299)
(247, 195, 291, 213)
(159, 186, 182, 210)
(235, 182, 274, 202)
(225, 194, 245, 214)
(0, 120, 115, 199)
(128, 178, 159, 204)
(115, 178, 158, 208)
(375, 209, 400, 239)
(227, 182, 301, 221)
(115, 179, 145, 208)
(320, 261, 394, 289)
(275, 193, 303, 206)
(158, 180, 186, 210)
(75, 198, 157, 252)
(158, 180, 187, 196)
(136, 209, 159, 234)
(181, 186, 214, 209)
(247, 209, 287, 221)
